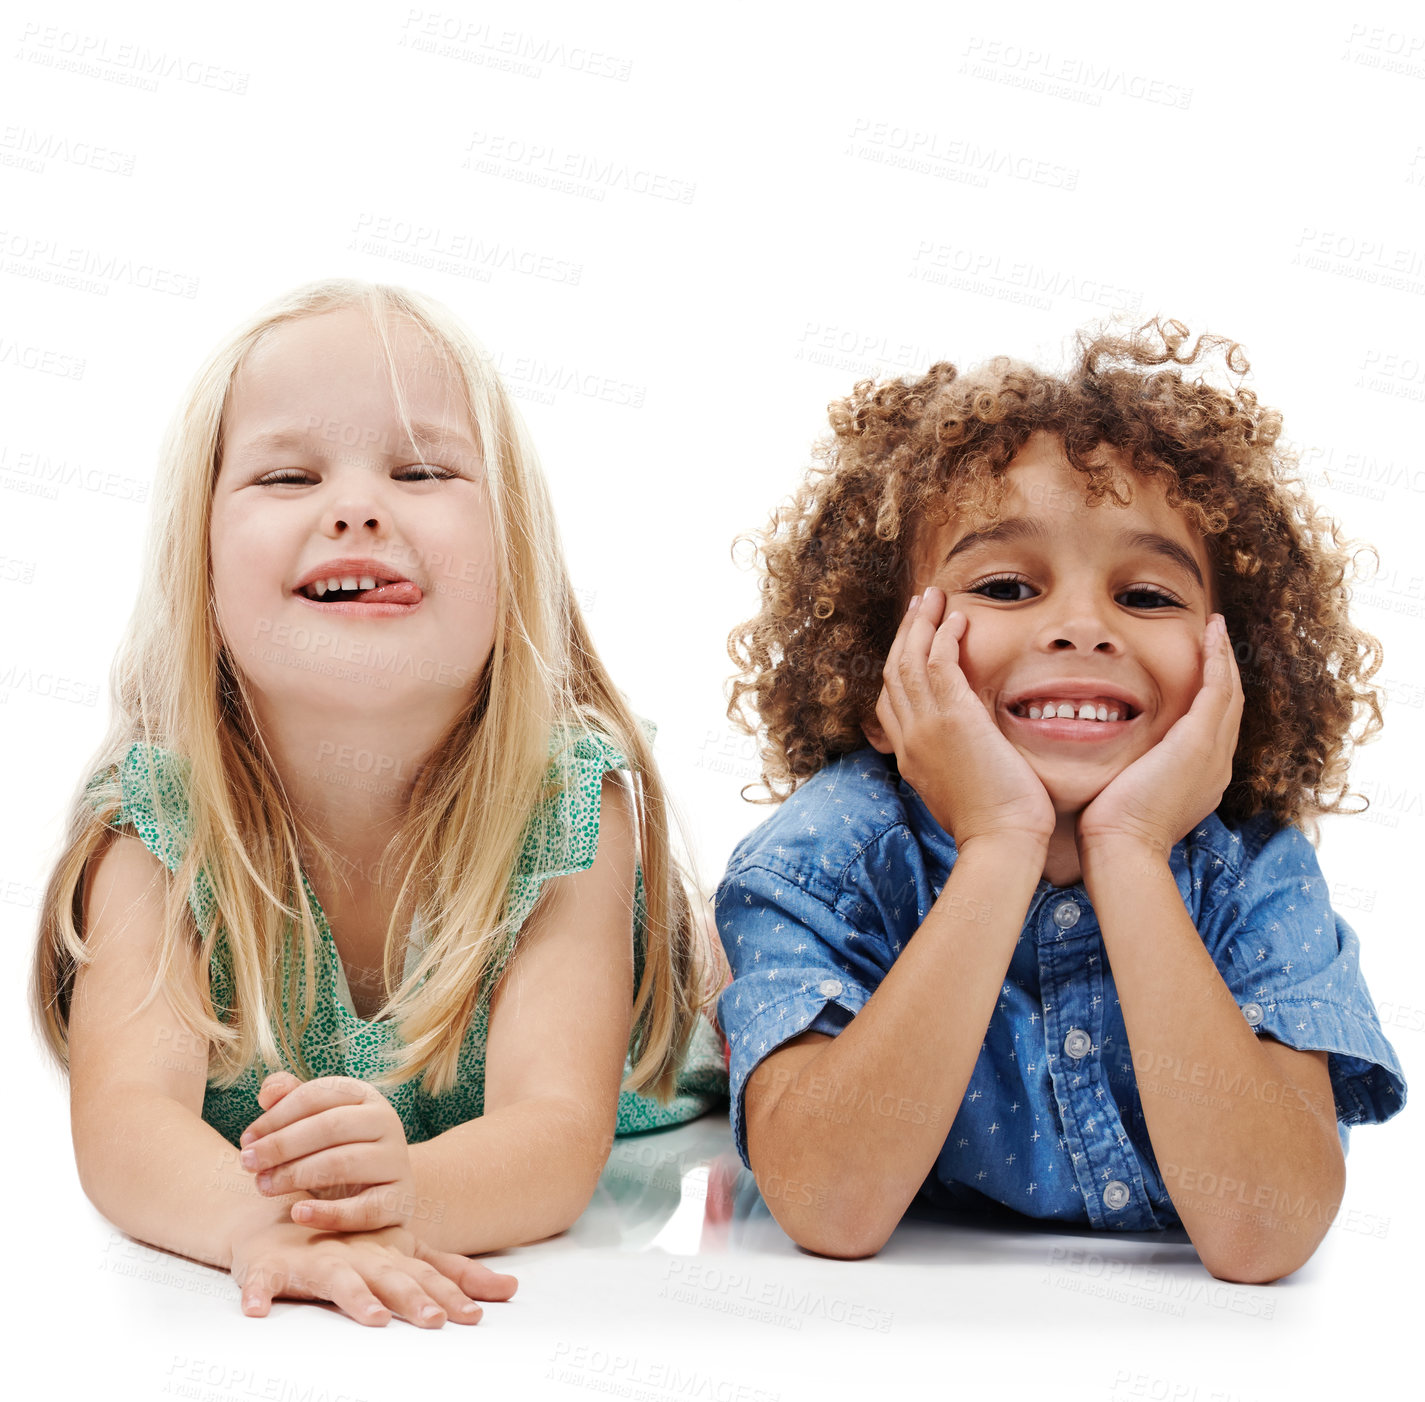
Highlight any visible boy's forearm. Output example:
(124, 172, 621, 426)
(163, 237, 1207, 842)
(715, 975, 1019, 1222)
(74, 1089, 312, 1272)
(1082, 842, 1345, 1282)
(751, 837, 1043, 1256)
(407, 1095, 610, 1255)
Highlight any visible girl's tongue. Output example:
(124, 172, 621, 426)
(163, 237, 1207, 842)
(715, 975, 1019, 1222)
(354, 580, 422, 604)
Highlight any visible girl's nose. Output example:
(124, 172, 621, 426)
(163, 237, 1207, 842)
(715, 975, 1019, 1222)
(324, 486, 385, 535)
(330, 509, 381, 533)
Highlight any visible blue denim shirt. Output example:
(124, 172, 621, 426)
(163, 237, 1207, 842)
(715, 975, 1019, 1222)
(714, 747, 1407, 1231)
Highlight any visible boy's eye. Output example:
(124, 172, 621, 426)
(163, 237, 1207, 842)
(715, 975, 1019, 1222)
(1118, 586, 1184, 609)
(967, 575, 1185, 609)
(969, 574, 1034, 602)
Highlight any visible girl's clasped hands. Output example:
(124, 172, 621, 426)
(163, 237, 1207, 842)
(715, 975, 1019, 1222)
(231, 1071, 518, 1327)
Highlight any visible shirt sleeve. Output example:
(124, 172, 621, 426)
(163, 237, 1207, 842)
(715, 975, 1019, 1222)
(1203, 818, 1406, 1129)
(713, 861, 880, 1170)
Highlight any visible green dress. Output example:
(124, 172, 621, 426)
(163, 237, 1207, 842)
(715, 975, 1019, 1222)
(84, 726, 728, 1147)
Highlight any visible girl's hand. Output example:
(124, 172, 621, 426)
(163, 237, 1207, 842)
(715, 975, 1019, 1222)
(1075, 613, 1244, 864)
(229, 1217, 518, 1328)
(871, 586, 1056, 850)
(241, 1073, 420, 1233)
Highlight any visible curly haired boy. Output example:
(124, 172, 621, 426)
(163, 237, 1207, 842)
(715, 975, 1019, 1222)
(714, 319, 1406, 1282)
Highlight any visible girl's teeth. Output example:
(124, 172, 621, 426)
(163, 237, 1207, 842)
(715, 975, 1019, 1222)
(309, 575, 379, 598)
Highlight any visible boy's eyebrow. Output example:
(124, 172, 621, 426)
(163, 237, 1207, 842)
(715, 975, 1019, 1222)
(235, 421, 478, 459)
(943, 518, 1206, 591)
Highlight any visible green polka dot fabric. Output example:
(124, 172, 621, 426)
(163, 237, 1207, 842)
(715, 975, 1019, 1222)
(83, 724, 728, 1148)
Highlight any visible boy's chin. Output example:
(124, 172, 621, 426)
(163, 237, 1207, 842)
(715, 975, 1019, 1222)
(1032, 767, 1119, 820)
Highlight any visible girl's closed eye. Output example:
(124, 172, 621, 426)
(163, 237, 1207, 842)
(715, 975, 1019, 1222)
(967, 573, 1186, 610)
(255, 464, 459, 485)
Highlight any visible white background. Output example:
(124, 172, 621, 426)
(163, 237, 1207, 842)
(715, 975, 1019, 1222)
(4, 1, 1420, 1398)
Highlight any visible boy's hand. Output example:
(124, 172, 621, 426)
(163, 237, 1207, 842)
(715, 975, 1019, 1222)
(870, 585, 1056, 850)
(240, 1072, 422, 1233)
(1075, 613, 1244, 865)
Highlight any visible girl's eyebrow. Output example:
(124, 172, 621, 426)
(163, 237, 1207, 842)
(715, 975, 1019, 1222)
(944, 518, 1205, 591)
(235, 421, 478, 460)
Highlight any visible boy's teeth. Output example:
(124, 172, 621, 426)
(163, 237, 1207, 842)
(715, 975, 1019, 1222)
(1022, 699, 1125, 722)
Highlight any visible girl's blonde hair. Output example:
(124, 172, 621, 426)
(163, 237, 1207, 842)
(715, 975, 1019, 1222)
(33, 277, 721, 1100)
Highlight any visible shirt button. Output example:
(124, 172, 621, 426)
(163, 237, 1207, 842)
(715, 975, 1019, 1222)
(1102, 1180, 1130, 1211)
(818, 979, 844, 998)
(1052, 899, 1081, 929)
(1242, 1001, 1264, 1027)
(1063, 1027, 1092, 1058)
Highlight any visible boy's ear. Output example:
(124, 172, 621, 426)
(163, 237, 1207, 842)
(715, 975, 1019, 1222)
(860, 715, 895, 755)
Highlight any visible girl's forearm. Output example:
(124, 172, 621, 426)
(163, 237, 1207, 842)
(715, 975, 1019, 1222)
(1082, 842, 1345, 1282)
(406, 1095, 611, 1255)
(74, 1088, 312, 1271)
(749, 837, 1044, 1257)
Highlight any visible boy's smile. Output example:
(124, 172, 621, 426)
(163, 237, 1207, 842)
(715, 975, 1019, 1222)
(920, 431, 1217, 824)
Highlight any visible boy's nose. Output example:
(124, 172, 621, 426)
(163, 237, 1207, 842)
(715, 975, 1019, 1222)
(1040, 599, 1122, 653)
(1050, 633, 1117, 653)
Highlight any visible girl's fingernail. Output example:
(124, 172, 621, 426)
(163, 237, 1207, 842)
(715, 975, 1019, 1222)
(907, 594, 920, 613)
(293, 1203, 313, 1220)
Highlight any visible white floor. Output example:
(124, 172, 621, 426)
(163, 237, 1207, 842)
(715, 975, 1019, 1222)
(28, 1107, 1414, 1402)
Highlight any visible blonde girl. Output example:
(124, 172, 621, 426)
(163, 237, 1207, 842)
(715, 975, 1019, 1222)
(32, 278, 728, 1328)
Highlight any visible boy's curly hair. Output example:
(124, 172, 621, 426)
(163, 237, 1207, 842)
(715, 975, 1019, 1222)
(726, 318, 1383, 837)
